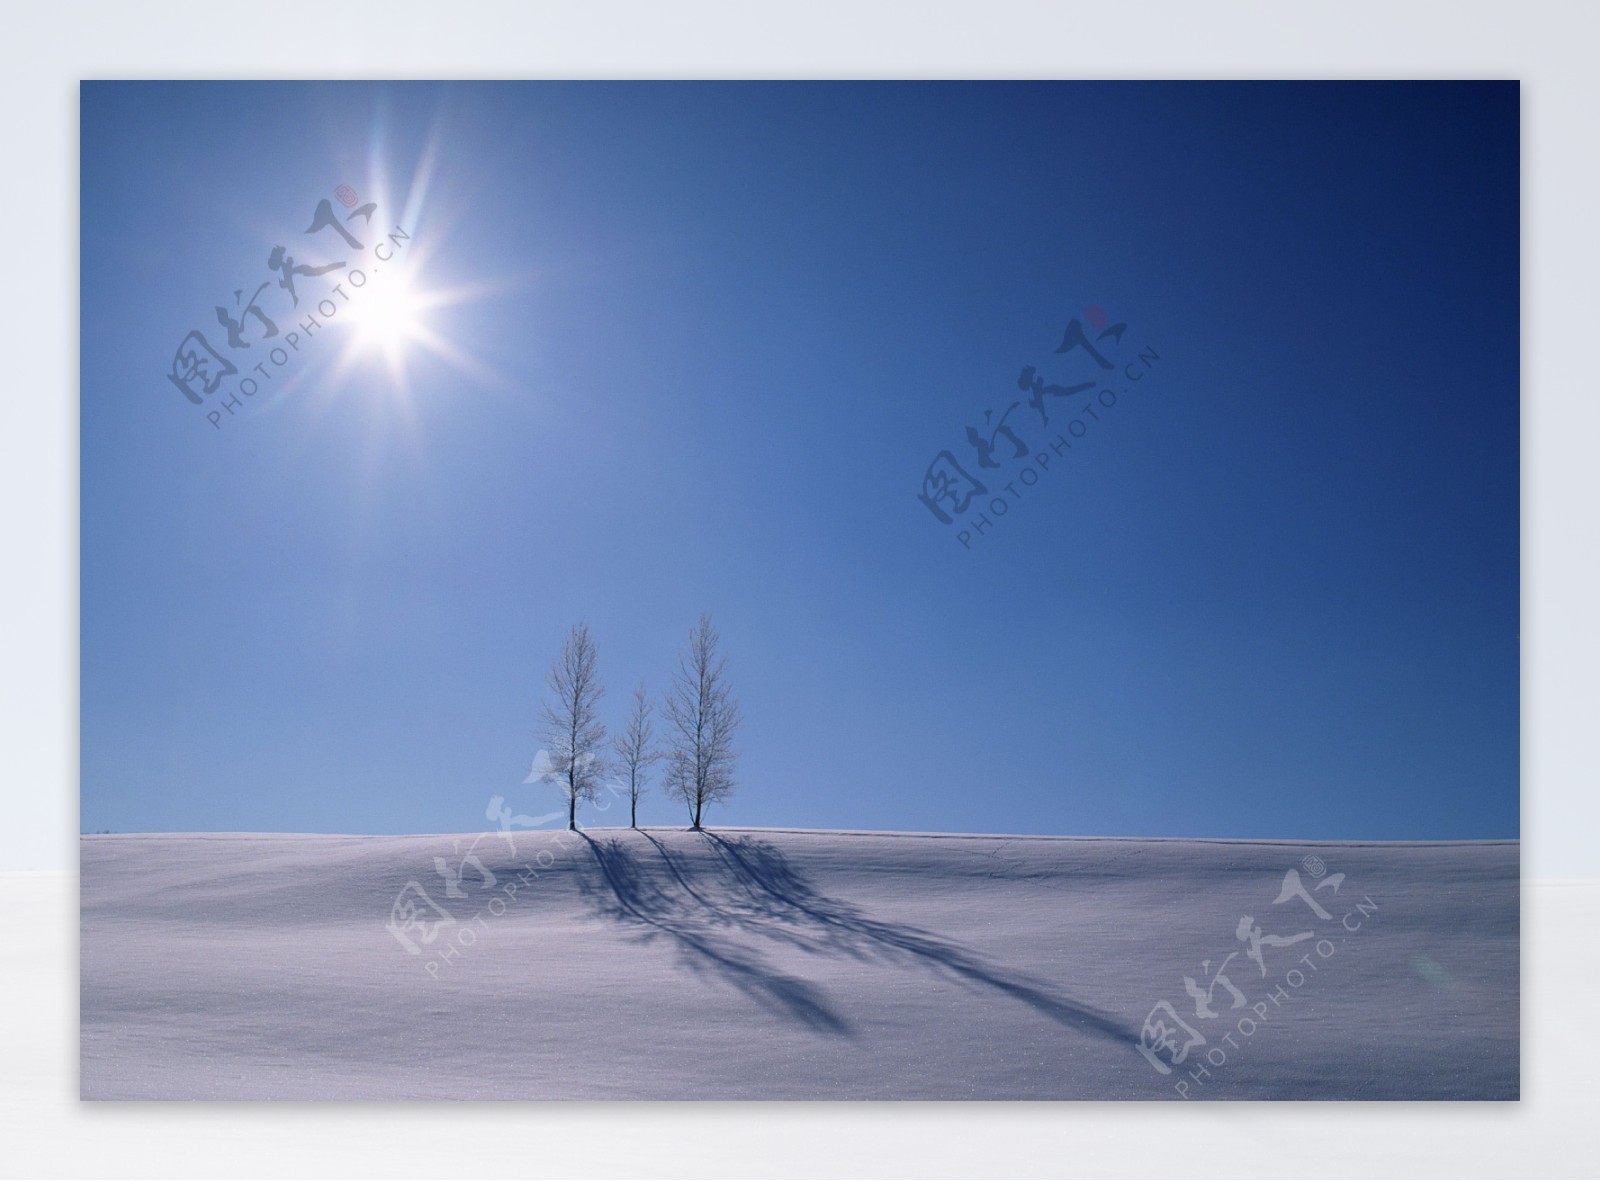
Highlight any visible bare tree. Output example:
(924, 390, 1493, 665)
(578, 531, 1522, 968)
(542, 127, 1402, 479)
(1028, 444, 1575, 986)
(663, 614, 742, 829)
(541, 621, 608, 831)
(614, 681, 660, 828)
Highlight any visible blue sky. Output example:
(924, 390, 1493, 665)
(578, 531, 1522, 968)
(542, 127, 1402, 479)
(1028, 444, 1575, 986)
(80, 81, 1519, 840)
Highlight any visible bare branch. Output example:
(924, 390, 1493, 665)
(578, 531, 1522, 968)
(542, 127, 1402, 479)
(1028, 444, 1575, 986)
(613, 681, 660, 828)
(662, 614, 742, 829)
(540, 621, 608, 830)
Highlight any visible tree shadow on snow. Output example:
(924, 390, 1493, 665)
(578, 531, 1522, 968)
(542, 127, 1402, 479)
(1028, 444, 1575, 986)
(576, 831, 1129, 1042)
(577, 833, 851, 1034)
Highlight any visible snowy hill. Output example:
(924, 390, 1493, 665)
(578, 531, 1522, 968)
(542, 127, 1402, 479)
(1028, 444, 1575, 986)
(80, 828, 1518, 1100)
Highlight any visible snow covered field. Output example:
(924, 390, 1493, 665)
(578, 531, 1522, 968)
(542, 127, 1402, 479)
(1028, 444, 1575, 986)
(80, 828, 1518, 1100)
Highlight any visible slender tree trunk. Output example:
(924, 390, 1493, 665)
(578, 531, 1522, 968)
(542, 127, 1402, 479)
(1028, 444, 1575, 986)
(568, 724, 578, 830)
(543, 620, 607, 835)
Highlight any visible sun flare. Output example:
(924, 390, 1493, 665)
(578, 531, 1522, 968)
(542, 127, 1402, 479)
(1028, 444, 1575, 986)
(319, 134, 503, 404)
(346, 271, 426, 358)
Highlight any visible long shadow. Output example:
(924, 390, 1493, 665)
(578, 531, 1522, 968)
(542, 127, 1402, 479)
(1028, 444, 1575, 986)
(637, 830, 740, 919)
(700, 832, 1130, 1043)
(578, 834, 853, 1035)
(575, 830, 1130, 1044)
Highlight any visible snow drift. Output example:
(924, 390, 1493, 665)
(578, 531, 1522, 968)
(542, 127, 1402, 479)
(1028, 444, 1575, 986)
(80, 828, 1518, 1100)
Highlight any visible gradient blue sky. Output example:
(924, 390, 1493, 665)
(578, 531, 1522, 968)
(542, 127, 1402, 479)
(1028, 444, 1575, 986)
(80, 81, 1519, 840)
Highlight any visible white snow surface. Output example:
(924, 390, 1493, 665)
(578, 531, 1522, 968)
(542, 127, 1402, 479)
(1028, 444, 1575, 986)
(80, 827, 1518, 1100)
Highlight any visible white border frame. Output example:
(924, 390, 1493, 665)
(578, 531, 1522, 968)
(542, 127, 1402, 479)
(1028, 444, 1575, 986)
(6, 2, 1594, 1175)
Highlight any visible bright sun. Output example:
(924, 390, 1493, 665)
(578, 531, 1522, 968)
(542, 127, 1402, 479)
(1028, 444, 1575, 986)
(346, 271, 426, 357)
(326, 253, 483, 398)
(319, 139, 497, 402)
